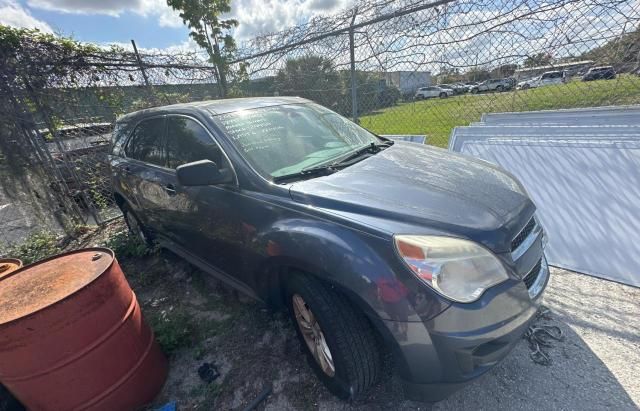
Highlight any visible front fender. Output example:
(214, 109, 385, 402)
(253, 218, 450, 323)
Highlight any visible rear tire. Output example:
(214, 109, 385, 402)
(471, 88, 479, 94)
(286, 275, 381, 400)
(121, 203, 153, 247)
(496, 85, 504, 92)
(439, 92, 447, 98)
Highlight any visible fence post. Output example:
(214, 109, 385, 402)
(131, 39, 162, 104)
(131, 40, 151, 87)
(349, 9, 358, 123)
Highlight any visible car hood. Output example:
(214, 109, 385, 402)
(289, 143, 534, 251)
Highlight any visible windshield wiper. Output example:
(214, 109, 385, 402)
(272, 164, 335, 184)
(331, 140, 393, 167)
(272, 140, 394, 184)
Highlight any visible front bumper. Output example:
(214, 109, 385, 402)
(384, 258, 549, 402)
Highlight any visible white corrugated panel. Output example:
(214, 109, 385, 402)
(451, 134, 640, 287)
(481, 105, 640, 125)
(449, 126, 640, 151)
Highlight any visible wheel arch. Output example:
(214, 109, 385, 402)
(258, 256, 398, 346)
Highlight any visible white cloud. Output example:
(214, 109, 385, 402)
(28, 0, 137, 16)
(101, 38, 201, 55)
(0, 0, 53, 32)
(27, 0, 184, 28)
(229, 0, 355, 39)
(27, 0, 356, 39)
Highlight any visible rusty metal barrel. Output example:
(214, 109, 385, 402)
(0, 258, 22, 280)
(0, 248, 167, 411)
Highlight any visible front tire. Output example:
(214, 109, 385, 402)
(471, 88, 479, 94)
(439, 92, 447, 98)
(496, 85, 504, 92)
(286, 275, 381, 400)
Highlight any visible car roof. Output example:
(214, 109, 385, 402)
(117, 96, 310, 123)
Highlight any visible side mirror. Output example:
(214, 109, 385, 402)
(176, 160, 234, 186)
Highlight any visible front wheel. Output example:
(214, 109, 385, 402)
(496, 85, 504, 92)
(286, 275, 381, 400)
(471, 88, 479, 94)
(439, 92, 447, 98)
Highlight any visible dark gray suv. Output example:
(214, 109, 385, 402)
(109, 97, 548, 402)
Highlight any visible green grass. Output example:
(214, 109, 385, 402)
(360, 74, 640, 147)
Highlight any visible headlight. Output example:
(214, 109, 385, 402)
(394, 235, 509, 303)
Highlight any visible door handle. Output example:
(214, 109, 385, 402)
(163, 184, 177, 196)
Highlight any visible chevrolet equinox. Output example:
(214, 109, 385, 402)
(109, 97, 549, 402)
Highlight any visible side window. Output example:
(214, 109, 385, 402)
(124, 117, 166, 167)
(165, 117, 228, 170)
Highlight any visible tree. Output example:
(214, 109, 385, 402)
(581, 25, 640, 71)
(275, 55, 341, 110)
(523, 52, 553, 68)
(490, 64, 518, 78)
(167, 0, 238, 97)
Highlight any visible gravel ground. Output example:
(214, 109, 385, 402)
(51, 223, 640, 410)
(139, 257, 639, 410)
(430, 267, 640, 411)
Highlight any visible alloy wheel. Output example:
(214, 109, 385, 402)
(292, 294, 336, 377)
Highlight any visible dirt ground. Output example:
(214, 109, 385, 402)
(70, 220, 640, 410)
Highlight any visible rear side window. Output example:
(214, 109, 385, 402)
(165, 117, 227, 169)
(124, 117, 166, 167)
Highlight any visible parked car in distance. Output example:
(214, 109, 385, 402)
(110, 97, 549, 403)
(415, 86, 454, 99)
(470, 78, 513, 93)
(464, 82, 479, 92)
(438, 83, 466, 94)
(517, 70, 566, 89)
(582, 66, 616, 81)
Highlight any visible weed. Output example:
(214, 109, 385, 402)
(148, 306, 196, 356)
(103, 230, 153, 258)
(6, 231, 61, 264)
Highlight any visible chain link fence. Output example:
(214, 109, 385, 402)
(233, 0, 640, 146)
(1, 0, 640, 247)
(0, 31, 220, 247)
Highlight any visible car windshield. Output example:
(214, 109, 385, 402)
(212, 103, 381, 180)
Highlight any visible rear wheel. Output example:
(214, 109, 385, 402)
(286, 275, 381, 400)
(471, 87, 479, 94)
(439, 92, 447, 98)
(496, 85, 504, 92)
(522, 83, 530, 90)
(121, 204, 153, 247)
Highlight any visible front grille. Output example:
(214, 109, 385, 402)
(523, 259, 542, 289)
(511, 217, 536, 252)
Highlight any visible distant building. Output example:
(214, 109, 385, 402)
(514, 60, 594, 80)
(385, 71, 432, 94)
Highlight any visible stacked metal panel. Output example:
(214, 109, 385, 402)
(449, 106, 640, 287)
(481, 105, 640, 125)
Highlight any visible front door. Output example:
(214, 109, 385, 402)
(161, 115, 247, 282)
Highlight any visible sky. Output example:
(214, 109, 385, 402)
(0, 0, 355, 51)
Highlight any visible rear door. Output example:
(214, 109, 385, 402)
(121, 116, 175, 234)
